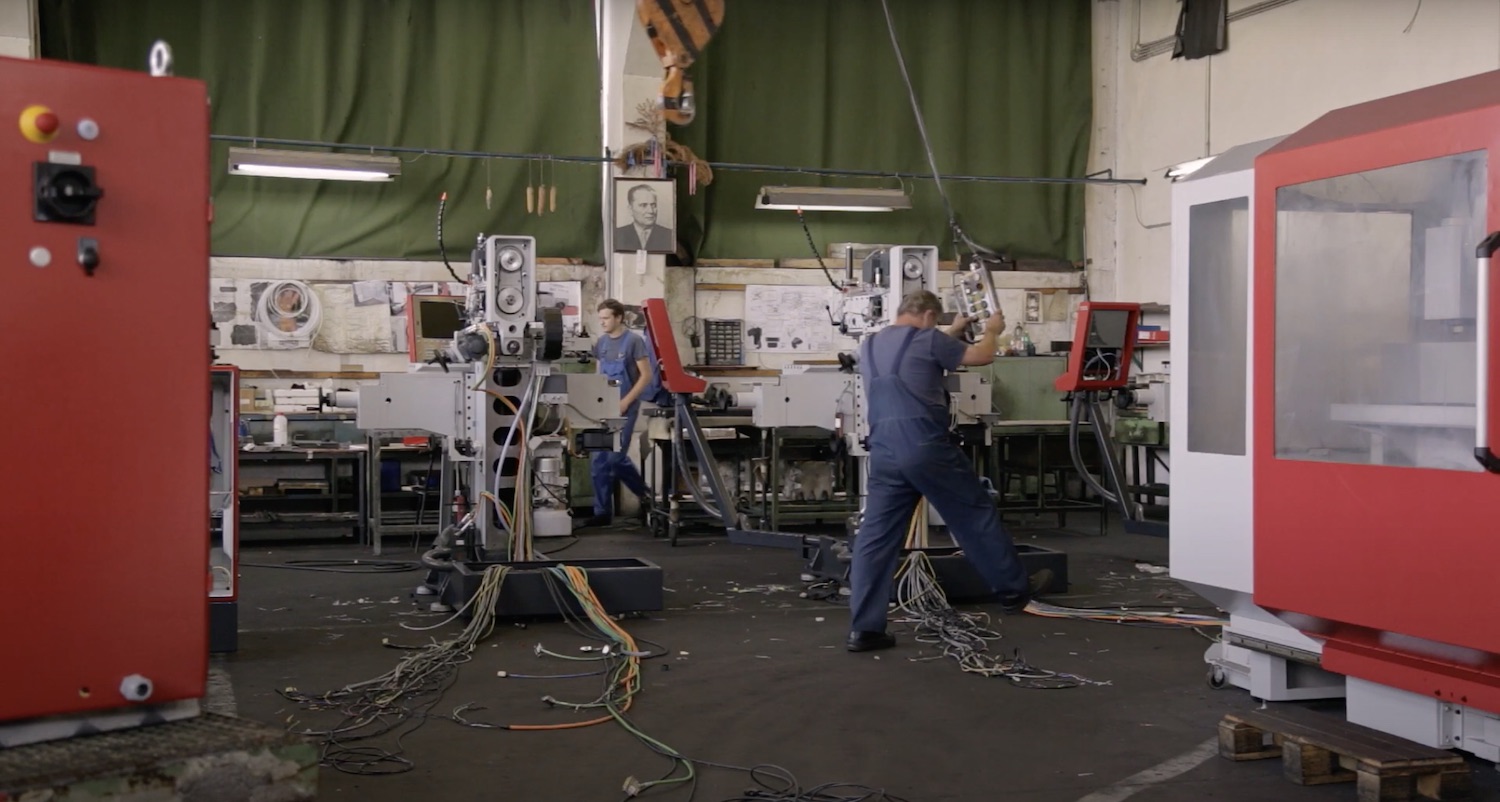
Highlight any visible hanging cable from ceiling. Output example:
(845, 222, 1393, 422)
(878, 0, 1010, 268)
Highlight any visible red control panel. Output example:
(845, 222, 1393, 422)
(1054, 302, 1142, 392)
(0, 56, 210, 730)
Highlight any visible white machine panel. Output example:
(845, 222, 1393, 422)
(1167, 137, 1343, 701)
(749, 372, 857, 429)
(943, 371, 993, 425)
(1168, 140, 1265, 602)
(484, 235, 537, 358)
(357, 372, 472, 438)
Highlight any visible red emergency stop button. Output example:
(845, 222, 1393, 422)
(19, 105, 60, 144)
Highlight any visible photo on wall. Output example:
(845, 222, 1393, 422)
(612, 177, 676, 254)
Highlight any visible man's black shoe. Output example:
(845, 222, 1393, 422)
(846, 631, 896, 652)
(1000, 568, 1055, 614)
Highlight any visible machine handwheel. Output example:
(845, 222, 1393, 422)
(1207, 665, 1227, 689)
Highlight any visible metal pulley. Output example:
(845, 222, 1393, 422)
(538, 307, 564, 361)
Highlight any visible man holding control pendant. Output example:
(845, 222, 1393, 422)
(847, 290, 1053, 652)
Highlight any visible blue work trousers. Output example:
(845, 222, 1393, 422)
(848, 432, 1030, 634)
(591, 404, 649, 517)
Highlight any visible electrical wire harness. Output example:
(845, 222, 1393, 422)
(891, 552, 1109, 689)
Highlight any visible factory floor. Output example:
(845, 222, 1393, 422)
(217, 516, 1500, 802)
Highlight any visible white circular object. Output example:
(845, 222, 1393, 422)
(256, 279, 322, 346)
(120, 674, 154, 701)
(496, 286, 524, 314)
(901, 255, 925, 279)
(28, 247, 51, 268)
(497, 245, 525, 273)
(76, 119, 100, 140)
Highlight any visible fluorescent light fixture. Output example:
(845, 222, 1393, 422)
(755, 185, 911, 212)
(1165, 156, 1215, 181)
(227, 147, 400, 182)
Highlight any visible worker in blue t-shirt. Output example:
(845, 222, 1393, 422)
(583, 299, 653, 527)
(846, 290, 1052, 652)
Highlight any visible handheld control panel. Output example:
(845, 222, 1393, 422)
(949, 260, 1001, 340)
(1054, 302, 1141, 392)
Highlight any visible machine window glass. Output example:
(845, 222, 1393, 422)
(1188, 197, 1249, 456)
(1274, 150, 1486, 470)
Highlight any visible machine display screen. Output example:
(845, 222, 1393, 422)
(415, 299, 464, 339)
(1086, 310, 1131, 349)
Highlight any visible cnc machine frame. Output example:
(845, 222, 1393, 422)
(0, 54, 210, 746)
(1167, 137, 1345, 701)
(1249, 70, 1500, 758)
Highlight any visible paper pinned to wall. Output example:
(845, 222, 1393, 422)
(312, 284, 396, 354)
(743, 284, 839, 352)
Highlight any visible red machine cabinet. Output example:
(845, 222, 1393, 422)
(1054, 301, 1142, 393)
(0, 55, 210, 738)
(1252, 70, 1500, 712)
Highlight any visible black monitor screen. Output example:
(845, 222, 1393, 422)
(1085, 309, 1131, 349)
(416, 299, 464, 339)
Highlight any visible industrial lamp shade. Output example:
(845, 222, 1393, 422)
(227, 147, 401, 182)
(755, 185, 911, 212)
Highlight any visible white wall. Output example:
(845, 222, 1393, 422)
(1093, 0, 1500, 304)
(211, 258, 606, 375)
(692, 266, 1085, 369)
(0, 0, 35, 58)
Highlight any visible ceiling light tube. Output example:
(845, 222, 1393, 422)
(1164, 156, 1215, 181)
(755, 185, 911, 212)
(227, 147, 401, 182)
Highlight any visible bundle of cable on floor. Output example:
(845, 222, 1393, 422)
(891, 551, 1107, 689)
(279, 563, 510, 775)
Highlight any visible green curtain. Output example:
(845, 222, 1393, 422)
(39, 0, 603, 262)
(672, 0, 1092, 263)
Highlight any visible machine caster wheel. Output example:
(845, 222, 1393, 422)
(1207, 666, 1228, 689)
(648, 514, 667, 539)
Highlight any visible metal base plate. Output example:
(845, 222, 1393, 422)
(905, 545, 1070, 601)
(0, 700, 199, 750)
(0, 713, 315, 799)
(443, 557, 664, 619)
(786, 538, 1069, 602)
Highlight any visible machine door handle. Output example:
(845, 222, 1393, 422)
(1476, 232, 1500, 472)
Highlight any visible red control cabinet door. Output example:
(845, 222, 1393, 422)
(0, 56, 210, 723)
(1253, 72, 1500, 711)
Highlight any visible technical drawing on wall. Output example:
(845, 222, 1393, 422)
(744, 284, 839, 352)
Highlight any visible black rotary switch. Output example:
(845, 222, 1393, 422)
(34, 162, 104, 225)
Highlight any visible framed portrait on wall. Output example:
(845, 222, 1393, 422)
(1024, 291, 1043, 323)
(612, 177, 676, 254)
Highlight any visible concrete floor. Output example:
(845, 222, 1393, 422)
(217, 519, 1500, 802)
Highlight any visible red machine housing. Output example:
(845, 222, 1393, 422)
(0, 57, 210, 725)
(1253, 70, 1500, 712)
(642, 298, 705, 395)
(1054, 301, 1141, 392)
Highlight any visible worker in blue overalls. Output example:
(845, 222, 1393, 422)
(583, 299, 653, 528)
(847, 290, 1052, 652)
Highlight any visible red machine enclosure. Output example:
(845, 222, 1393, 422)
(643, 298, 705, 394)
(1054, 301, 1141, 392)
(1253, 70, 1500, 711)
(0, 57, 211, 722)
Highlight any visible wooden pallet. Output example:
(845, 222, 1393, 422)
(1219, 707, 1472, 801)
